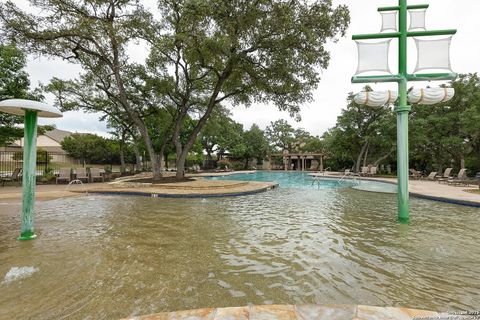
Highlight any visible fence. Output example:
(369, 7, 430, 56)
(0, 150, 143, 178)
(0, 150, 82, 177)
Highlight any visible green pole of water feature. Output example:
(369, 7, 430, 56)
(351, 0, 456, 223)
(396, 0, 410, 223)
(18, 110, 38, 240)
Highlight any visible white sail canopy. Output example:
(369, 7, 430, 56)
(355, 88, 455, 106)
(414, 37, 453, 73)
(381, 11, 398, 32)
(355, 40, 392, 75)
(408, 88, 455, 105)
(354, 90, 398, 107)
(409, 9, 426, 30)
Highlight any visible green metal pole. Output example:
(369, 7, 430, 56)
(18, 110, 38, 240)
(396, 0, 411, 223)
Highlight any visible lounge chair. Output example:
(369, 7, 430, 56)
(437, 168, 453, 184)
(1, 168, 22, 186)
(447, 169, 468, 186)
(409, 169, 422, 180)
(75, 168, 89, 183)
(367, 166, 377, 177)
(360, 166, 368, 176)
(425, 172, 437, 181)
(56, 168, 71, 184)
(90, 168, 104, 182)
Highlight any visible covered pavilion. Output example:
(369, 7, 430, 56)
(269, 151, 325, 171)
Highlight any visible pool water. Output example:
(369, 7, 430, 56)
(208, 171, 397, 193)
(1, 177, 479, 319)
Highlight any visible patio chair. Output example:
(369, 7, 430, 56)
(75, 167, 89, 183)
(367, 166, 377, 176)
(360, 166, 368, 176)
(447, 169, 468, 186)
(425, 172, 437, 181)
(90, 167, 104, 183)
(409, 169, 422, 180)
(437, 168, 453, 184)
(56, 168, 72, 184)
(1, 168, 22, 186)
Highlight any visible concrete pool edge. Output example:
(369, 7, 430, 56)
(78, 182, 279, 199)
(309, 174, 480, 208)
(121, 304, 440, 320)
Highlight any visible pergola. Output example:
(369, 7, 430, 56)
(269, 152, 325, 171)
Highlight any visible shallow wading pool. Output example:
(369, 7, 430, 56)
(0, 172, 479, 319)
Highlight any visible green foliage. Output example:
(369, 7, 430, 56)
(324, 75, 480, 176)
(61, 133, 128, 165)
(323, 91, 396, 172)
(146, 0, 350, 177)
(0, 43, 53, 146)
(12, 148, 53, 163)
(410, 74, 480, 174)
(265, 120, 296, 151)
(0, 43, 29, 145)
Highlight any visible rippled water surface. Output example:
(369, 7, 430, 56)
(1, 185, 479, 319)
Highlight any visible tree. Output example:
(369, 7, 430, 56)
(323, 91, 396, 172)
(0, 44, 32, 146)
(61, 133, 121, 166)
(242, 124, 269, 167)
(299, 135, 324, 153)
(410, 74, 480, 174)
(0, 0, 165, 179)
(0, 43, 54, 146)
(265, 119, 296, 152)
(146, 0, 350, 178)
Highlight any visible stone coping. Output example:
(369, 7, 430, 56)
(76, 179, 278, 198)
(121, 304, 440, 320)
(111, 180, 251, 190)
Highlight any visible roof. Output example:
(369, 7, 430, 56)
(44, 129, 73, 143)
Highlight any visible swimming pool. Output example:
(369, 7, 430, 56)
(207, 171, 397, 193)
(1, 174, 479, 318)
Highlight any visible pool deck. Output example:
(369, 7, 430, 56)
(122, 304, 441, 320)
(311, 172, 480, 207)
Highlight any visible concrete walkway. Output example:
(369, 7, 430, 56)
(122, 304, 441, 320)
(311, 172, 480, 207)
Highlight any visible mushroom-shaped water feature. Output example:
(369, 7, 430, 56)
(0, 99, 62, 240)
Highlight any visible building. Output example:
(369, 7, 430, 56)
(2, 129, 76, 163)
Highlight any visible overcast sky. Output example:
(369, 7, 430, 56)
(9, 0, 480, 137)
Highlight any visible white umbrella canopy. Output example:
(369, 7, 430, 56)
(0, 99, 62, 118)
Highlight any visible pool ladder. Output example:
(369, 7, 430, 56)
(338, 173, 361, 187)
(310, 168, 331, 188)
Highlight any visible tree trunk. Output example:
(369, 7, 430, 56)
(460, 155, 465, 169)
(119, 132, 126, 174)
(176, 151, 187, 179)
(119, 148, 126, 174)
(244, 157, 249, 170)
(172, 64, 232, 179)
(363, 141, 369, 167)
(355, 142, 368, 173)
(108, 28, 162, 180)
(373, 149, 394, 167)
(132, 143, 142, 171)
